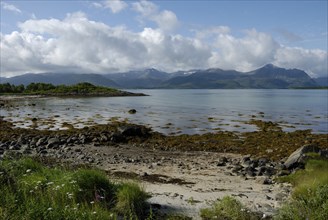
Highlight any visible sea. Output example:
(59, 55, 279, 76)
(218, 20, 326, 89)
(1, 89, 327, 134)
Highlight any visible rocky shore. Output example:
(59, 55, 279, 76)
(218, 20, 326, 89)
(0, 116, 327, 218)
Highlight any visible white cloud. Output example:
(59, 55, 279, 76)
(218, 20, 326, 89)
(92, 0, 128, 13)
(132, 0, 179, 32)
(209, 29, 280, 72)
(1, 2, 22, 14)
(0, 13, 327, 78)
(274, 47, 327, 78)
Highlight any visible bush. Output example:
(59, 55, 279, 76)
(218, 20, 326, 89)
(275, 159, 328, 220)
(73, 169, 117, 208)
(115, 182, 150, 218)
(0, 157, 150, 219)
(200, 196, 259, 220)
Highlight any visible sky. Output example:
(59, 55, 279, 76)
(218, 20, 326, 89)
(0, 0, 327, 78)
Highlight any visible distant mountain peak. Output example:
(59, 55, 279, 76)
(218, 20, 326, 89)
(262, 64, 279, 69)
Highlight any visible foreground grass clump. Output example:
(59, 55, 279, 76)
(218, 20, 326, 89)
(200, 196, 259, 220)
(275, 159, 328, 220)
(0, 157, 149, 219)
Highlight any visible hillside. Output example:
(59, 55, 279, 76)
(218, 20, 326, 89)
(161, 64, 318, 89)
(0, 64, 322, 89)
(0, 82, 145, 97)
(1, 73, 119, 88)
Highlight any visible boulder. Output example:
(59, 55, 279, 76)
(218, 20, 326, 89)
(128, 109, 137, 114)
(118, 125, 149, 137)
(284, 144, 321, 170)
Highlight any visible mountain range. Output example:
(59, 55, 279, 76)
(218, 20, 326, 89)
(1, 64, 326, 89)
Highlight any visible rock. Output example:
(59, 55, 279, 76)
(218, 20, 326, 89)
(232, 165, 243, 173)
(217, 156, 228, 166)
(128, 109, 137, 114)
(275, 192, 287, 201)
(258, 158, 268, 166)
(264, 167, 276, 176)
(118, 125, 149, 137)
(36, 138, 45, 147)
(256, 177, 272, 185)
(277, 170, 290, 176)
(284, 144, 320, 170)
(110, 133, 125, 142)
(48, 137, 60, 145)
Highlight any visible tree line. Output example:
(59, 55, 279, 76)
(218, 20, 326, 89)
(0, 82, 117, 94)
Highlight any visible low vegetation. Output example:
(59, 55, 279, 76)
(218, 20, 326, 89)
(0, 157, 150, 219)
(0, 82, 134, 96)
(200, 196, 260, 220)
(275, 158, 328, 220)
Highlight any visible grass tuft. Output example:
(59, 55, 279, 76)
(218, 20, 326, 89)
(200, 196, 259, 220)
(115, 182, 150, 218)
(0, 157, 150, 219)
(275, 159, 328, 220)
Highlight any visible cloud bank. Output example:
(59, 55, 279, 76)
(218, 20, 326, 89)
(1, 12, 327, 78)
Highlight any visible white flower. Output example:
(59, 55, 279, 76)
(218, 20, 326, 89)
(47, 207, 53, 211)
(26, 169, 32, 173)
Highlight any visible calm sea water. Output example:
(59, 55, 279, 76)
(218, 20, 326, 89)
(1, 89, 327, 134)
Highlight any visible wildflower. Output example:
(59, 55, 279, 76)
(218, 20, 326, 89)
(67, 192, 73, 199)
(46, 182, 54, 186)
(90, 201, 95, 204)
(47, 207, 53, 211)
(26, 169, 32, 173)
(92, 211, 97, 214)
(29, 190, 34, 193)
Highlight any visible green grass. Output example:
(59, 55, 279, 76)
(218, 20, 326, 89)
(200, 196, 259, 220)
(0, 157, 150, 219)
(115, 182, 150, 218)
(275, 159, 328, 220)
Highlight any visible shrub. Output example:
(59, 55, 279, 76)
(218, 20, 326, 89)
(115, 182, 150, 218)
(73, 169, 117, 208)
(275, 159, 328, 220)
(0, 158, 149, 219)
(200, 196, 259, 220)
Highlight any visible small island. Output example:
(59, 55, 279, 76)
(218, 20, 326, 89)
(0, 82, 146, 97)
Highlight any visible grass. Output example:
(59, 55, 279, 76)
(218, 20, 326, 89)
(200, 196, 259, 220)
(0, 157, 150, 219)
(275, 159, 328, 220)
(115, 182, 150, 218)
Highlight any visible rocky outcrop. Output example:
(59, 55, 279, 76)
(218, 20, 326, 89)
(284, 145, 321, 170)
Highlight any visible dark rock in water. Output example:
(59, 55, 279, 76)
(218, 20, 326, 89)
(128, 109, 137, 114)
(284, 144, 321, 170)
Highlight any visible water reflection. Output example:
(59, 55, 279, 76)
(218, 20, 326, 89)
(1, 89, 327, 134)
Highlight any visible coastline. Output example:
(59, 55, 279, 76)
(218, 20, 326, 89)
(1, 116, 327, 218)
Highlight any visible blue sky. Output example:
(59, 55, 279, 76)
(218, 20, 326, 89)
(1, 0, 327, 77)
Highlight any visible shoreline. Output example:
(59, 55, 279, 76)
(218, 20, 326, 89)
(1, 117, 327, 217)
